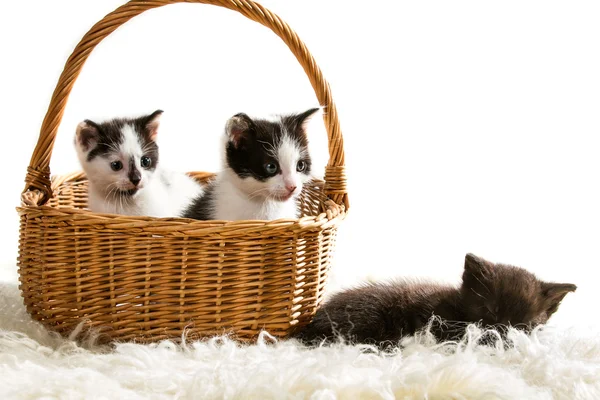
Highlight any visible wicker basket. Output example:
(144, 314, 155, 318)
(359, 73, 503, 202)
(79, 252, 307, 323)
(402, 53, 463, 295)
(17, 0, 348, 343)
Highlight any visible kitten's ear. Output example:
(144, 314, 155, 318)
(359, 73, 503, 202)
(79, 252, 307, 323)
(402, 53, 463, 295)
(226, 113, 254, 149)
(293, 107, 321, 132)
(463, 253, 491, 276)
(541, 282, 577, 316)
(296, 107, 321, 124)
(75, 120, 100, 151)
(144, 109, 163, 142)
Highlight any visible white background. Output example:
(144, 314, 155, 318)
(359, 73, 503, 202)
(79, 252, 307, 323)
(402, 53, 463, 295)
(1, 1, 599, 328)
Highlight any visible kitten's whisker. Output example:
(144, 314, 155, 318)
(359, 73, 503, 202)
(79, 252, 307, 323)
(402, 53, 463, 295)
(141, 142, 156, 154)
(97, 142, 121, 154)
(119, 192, 125, 213)
(265, 192, 278, 202)
(257, 139, 277, 159)
(473, 275, 493, 295)
(470, 288, 487, 300)
(248, 188, 271, 196)
(104, 184, 119, 203)
(247, 187, 273, 200)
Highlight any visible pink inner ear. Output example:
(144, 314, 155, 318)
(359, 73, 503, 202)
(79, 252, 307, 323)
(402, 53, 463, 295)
(76, 122, 98, 151)
(229, 128, 245, 147)
(147, 120, 160, 142)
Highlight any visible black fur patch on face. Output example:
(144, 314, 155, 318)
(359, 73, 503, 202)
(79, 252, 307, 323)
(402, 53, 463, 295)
(224, 108, 318, 181)
(84, 111, 160, 172)
(85, 119, 123, 162)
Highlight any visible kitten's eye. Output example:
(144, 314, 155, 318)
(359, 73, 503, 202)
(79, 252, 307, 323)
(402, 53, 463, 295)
(296, 160, 307, 172)
(140, 156, 151, 168)
(110, 161, 123, 171)
(264, 162, 278, 175)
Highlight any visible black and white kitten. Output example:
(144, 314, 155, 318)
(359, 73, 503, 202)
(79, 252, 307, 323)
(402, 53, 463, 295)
(183, 108, 319, 221)
(294, 254, 577, 347)
(75, 110, 203, 217)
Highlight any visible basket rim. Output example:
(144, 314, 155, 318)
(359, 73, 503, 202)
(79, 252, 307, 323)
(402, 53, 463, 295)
(17, 171, 346, 235)
(16, 205, 345, 233)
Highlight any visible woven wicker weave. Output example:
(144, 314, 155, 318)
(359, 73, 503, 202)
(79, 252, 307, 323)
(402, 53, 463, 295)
(17, 0, 348, 343)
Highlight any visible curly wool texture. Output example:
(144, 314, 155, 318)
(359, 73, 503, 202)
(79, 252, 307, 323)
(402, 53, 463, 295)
(0, 282, 599, 400)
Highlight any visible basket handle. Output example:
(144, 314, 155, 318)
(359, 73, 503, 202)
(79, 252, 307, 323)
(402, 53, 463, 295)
(22, 0, 348, 211)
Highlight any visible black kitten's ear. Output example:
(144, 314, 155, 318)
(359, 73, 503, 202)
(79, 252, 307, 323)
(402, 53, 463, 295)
(143, 109, 163, 142)
(226, 113, 254, 149)
(75, 120, 100, 151)
(464, 253, 491, 276)
(541, 282, 577, 316)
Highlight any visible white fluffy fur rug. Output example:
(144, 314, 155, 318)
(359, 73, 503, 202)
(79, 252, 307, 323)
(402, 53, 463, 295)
(1, 282, 599, 400)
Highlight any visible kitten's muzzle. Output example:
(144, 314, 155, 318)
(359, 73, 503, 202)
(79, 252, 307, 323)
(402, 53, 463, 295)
(273, 183, 297, 201)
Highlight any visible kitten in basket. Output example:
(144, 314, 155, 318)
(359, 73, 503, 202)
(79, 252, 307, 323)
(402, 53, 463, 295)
(74, 110, 203, 217)
(293, 253, 576, 348)
(183, 107, 320, 221)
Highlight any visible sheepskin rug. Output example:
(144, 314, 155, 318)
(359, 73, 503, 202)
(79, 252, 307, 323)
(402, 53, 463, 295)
(1, 282, 599, 399)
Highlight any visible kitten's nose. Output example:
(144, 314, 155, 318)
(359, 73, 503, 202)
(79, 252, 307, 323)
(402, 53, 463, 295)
(129, 169, 141, 186)
(286, 184, 297, 193)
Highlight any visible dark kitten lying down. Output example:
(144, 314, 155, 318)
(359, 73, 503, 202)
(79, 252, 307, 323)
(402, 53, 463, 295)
(293, 254, 576, 347)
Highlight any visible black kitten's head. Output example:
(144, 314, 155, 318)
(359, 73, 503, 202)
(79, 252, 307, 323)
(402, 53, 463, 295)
(460, 253, 576, 330)
(75, 110, 162, 197)
(223, 108, 319, 201)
